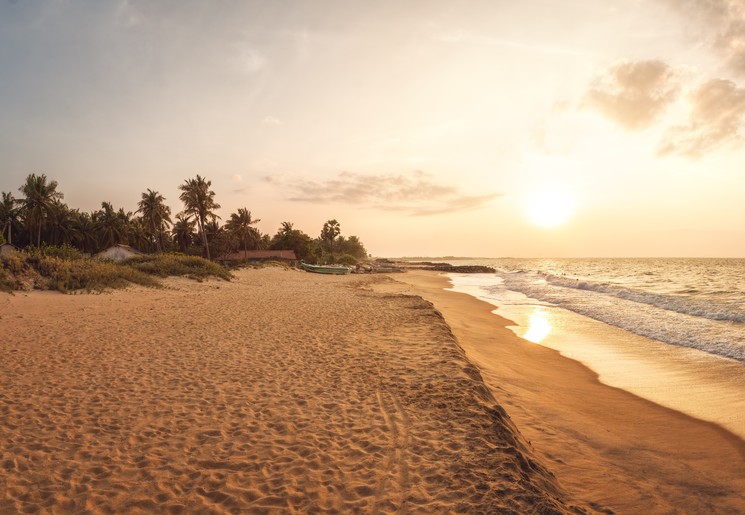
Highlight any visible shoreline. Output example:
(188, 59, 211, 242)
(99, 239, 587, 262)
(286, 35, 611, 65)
(382, 270, 745, 513)
(450, 276, 745, 440)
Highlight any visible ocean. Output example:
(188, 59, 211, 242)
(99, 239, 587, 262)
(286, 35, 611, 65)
(445, 258, 745, 362)
(436, 257, 745, 437)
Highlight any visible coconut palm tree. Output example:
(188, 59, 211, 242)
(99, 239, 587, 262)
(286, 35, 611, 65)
(70, 211, 98, 254)
(0, 191, 20, 245)
(46, 199, 76, 245)
(129, 217, 152, 253)
(178, 175, 220, 259)
(136, 189, 172, 252)
(225, 208, 261, 259)
(18, 173, 64, 247)
(280, 221, 294, 235)
(94, 202, 130, 248)
(172, 214, 196, 253)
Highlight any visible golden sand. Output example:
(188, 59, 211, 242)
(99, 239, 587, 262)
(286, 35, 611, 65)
(1, 268, 573, 514)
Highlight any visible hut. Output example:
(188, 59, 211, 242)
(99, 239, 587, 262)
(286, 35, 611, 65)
(95, 244, 143, 261)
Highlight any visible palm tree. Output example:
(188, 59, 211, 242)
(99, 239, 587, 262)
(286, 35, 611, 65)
(18, 173, 64, 247)
(136, 189, 172, 252)
(94, 202, 130, 248)
(46, 199, 76, 245)
(320, 219, 341, 254)
(70, 211, 98, 254)
(172, 214, 196, 253)
(204, 219, 233, 258)
(129, 217, 152, 253)
(178, 175, 221, 259)
(225, 208, 261, 259)
(280, 221, 294, 235)
(0, 191, 20, 245)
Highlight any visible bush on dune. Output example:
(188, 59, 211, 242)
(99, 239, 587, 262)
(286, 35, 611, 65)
(0, 250, 231, 294)
(123, 253, 232, 281)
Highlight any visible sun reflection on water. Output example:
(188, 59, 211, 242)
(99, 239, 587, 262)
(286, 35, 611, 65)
(523, 308, 553, 344)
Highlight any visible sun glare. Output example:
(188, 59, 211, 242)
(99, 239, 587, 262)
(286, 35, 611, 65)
(525, 189, 574, 228)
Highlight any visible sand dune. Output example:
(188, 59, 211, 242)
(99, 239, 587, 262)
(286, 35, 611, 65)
(0, 268, 576, 513)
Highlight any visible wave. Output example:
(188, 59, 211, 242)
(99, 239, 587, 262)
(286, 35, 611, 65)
(491, 271, 745, 362)
(540, 273, 745, 324)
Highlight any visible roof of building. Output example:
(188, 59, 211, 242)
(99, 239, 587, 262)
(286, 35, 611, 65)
(95, 244, 144, 257)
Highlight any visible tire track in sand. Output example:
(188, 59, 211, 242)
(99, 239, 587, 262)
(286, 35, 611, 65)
(372, 388, 410, 514)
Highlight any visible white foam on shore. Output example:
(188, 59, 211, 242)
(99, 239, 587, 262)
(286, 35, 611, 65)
(447, 273, 745, 440)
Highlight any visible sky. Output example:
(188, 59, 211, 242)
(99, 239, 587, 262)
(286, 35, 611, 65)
(1, 0, 744, 258)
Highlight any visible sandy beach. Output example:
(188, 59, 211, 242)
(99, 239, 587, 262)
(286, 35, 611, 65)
(1, 267, 574, 514)
(2, 266, 744, 514)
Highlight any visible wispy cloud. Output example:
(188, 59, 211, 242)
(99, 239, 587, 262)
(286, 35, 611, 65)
(114, 0, 140, 28)
(266, 170, 501, 216)
(437, 29, 592, 57)
(583, 59, 680, 130)
(664, 0, 745, 75)
(232, 42, 266, 74)
(262, 115, 282, 126)
(658, 78, 745, 157)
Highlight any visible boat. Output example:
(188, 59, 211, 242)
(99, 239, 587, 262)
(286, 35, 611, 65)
(300, 262, 352, 275)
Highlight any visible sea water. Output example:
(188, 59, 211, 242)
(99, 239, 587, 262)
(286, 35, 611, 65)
(439, 258, 745, 438)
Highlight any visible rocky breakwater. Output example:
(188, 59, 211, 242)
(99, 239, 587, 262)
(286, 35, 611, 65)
(409, 262, 497, 273)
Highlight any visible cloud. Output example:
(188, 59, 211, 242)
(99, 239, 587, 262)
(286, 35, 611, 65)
(231, 43, 266, 74)
(267, 170, 501, 216)
(665, 0, 745, 75)
(658, 78, 745, 157)
(114, 0, 140, 27)
(583, 60, 680, 130)
(262, 115, 282, 126)
(436, 29, 591, 57)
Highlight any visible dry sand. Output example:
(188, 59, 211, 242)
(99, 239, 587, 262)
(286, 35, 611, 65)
(1, 267, 578, 514)
(383, 270, 745, 514)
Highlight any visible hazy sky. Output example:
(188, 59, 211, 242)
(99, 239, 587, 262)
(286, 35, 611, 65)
(2, 0, 744, 257)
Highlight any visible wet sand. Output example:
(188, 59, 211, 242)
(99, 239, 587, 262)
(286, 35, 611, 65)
(382, 270, 745, 513)
(0, 267, 575, 514)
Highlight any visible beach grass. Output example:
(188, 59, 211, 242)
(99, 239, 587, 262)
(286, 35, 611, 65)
(0, 250, 231, 293)
(123, 253, 233, 281)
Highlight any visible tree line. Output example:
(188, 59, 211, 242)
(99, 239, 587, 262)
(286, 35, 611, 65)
(0, 173, 368, 263)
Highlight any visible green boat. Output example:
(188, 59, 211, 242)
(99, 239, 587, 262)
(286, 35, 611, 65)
(300, 262, 352, 275)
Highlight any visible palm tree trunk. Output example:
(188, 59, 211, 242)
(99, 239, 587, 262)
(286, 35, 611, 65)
(199, 218, 210, 260)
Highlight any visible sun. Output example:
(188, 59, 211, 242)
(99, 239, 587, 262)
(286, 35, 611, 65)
(524, 189, 574, 228)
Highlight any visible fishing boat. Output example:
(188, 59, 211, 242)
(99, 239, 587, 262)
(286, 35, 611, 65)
(300, 262, 352, 275)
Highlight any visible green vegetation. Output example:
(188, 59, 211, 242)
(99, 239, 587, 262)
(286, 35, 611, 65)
(178, 175, 221, 260)
(0, 250, 230, 294)
(334, 254, 359, 266)
(124, 254, 232, 281)
(0, 173, 371, 270)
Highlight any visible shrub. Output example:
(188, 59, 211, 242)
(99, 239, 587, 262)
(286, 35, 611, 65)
(24, 244, 82, 261)
(335, 254, 359, 266)
(0, 252, 231, 294)
(123, 253, 232, 281)
(0, 268, 16, 292)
